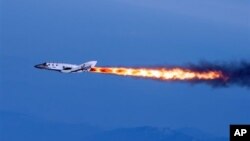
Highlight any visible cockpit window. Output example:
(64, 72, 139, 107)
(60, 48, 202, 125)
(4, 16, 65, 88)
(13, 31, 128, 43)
(42, 63, 48, 66)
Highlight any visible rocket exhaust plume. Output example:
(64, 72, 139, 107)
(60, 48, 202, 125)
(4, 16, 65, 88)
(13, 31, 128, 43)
(90, 61, 250, 87)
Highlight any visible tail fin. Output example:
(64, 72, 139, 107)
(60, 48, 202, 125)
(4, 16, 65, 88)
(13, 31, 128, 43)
(83, 61, 97, 68)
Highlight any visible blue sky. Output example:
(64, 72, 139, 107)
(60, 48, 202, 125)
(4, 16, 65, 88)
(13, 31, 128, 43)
(1, 0, 250, 139)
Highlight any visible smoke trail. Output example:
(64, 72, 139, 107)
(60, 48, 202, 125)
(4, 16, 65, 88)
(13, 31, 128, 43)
(187, 61, 250, 87)
(90, 61, 250, 88)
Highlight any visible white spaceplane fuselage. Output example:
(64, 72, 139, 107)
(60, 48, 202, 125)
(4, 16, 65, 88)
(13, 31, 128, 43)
(34, 61, 97, 73)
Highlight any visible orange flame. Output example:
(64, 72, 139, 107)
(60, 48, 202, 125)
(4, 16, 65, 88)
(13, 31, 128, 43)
(90, 67, 226, 81)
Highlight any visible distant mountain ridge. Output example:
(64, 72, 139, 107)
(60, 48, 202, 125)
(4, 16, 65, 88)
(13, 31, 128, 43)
(0, 111, 228, 141)
(87, 126, 195, 141)
(0, 111, 101, 141)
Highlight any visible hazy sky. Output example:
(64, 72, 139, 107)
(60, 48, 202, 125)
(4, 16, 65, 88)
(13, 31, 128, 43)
(1, 0, 250, 137)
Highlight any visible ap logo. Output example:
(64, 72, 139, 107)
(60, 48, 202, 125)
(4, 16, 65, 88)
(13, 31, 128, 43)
(230, 125, 250, 141)
(234, 129, 247, 136)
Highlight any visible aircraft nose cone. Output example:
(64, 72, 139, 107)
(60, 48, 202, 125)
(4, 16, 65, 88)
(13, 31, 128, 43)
(34, 64, 44, 69)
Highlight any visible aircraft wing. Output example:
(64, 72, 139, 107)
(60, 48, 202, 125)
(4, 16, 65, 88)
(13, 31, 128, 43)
(68, 61, 97, 73)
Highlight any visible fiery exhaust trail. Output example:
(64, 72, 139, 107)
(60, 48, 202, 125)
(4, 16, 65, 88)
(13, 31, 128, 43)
(89, 61, 250, 87)
(90, 67, 226, 81)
